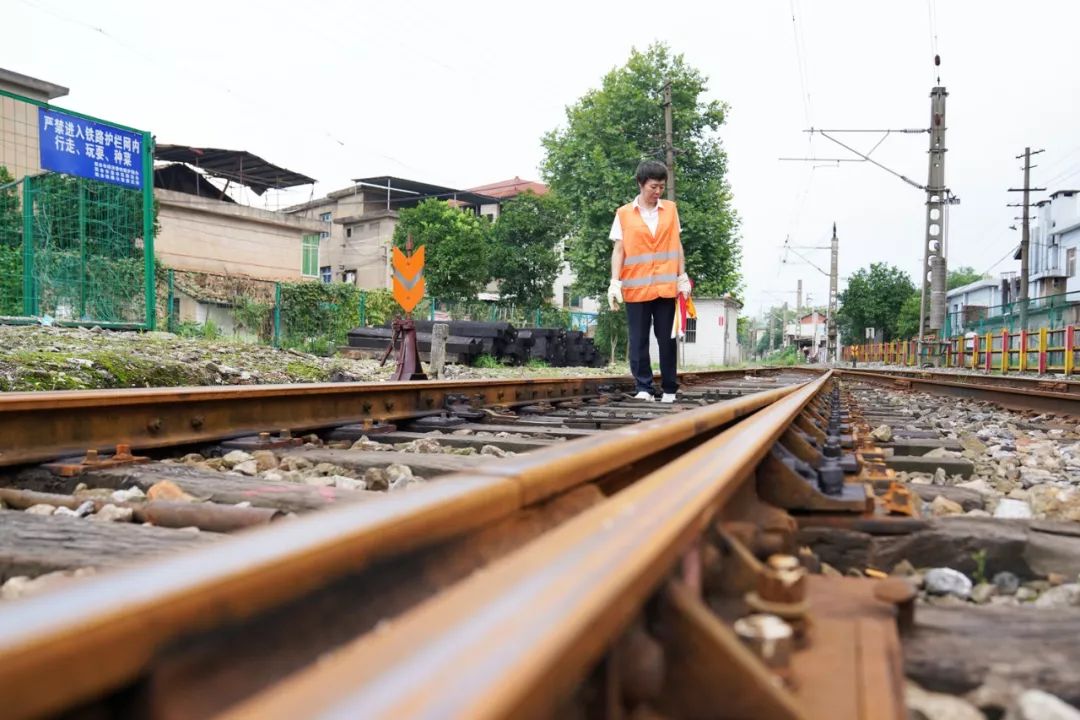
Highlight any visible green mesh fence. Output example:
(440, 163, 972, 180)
(160, 276, 596, 357)
(27, 173, 147, 323)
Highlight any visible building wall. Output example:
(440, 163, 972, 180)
(155, 189, 324, 281)
(0, 94, 41, 181)
(340, 215, 394, 288)
(1, 70, 68, 182)
(290, 192, 398, 288)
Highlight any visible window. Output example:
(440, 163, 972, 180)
(301, 234, 319, 277)
(344, 269, 357, 284)
(319, 212, 332, 222)
(561, 287, 583, 308)
(319, 230, 330, 240)
(685, 317, 697, 344)
(1068, 248, 1076, 278)
(346, 227, 352, 238)
(320, 266, 332, 283)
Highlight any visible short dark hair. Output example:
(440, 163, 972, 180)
(635, 160, 668, 186)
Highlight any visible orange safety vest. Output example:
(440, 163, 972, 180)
(617, 199, 682, 302)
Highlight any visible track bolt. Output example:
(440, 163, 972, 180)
(190, 415, 204, 429)
(147, 417, 163, 433)
(758, 554, 808, 605)
(734, 614, 794, 673)
(258, 432, 271, 443)
(279, 429, 292, 439)
(385, 400, 395, 411)
(362, 402, 373, 413)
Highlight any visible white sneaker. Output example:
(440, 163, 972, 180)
(661, 393, 677, 403)
(633, 391, 654, 401)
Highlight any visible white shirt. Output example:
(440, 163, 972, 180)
(609, 196, 681, 241)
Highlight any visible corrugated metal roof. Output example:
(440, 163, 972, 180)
(155, 144, 316, 195)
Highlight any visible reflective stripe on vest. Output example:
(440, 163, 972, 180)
(618, 199, 682, 302)
(623, 250, 682, 266)
(622, 273, 678, 288)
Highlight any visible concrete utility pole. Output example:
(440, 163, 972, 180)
(663, 81, 675, 201)
(796, 279, 803, 341)
(768, 309, 775, 352)
(917, 86, 950, 363)
(828, 223, 839, 362)
(1008, 147, 1046, 330)
(782, 301, 789, 347)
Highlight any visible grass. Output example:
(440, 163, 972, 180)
(473, 354, 502, 369)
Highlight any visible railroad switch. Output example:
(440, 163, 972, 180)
(43, 444, 150, 477)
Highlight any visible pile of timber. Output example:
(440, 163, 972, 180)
(347, 321, 606, 368)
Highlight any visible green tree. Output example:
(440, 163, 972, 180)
(754, 306, 787, 357)
(541, 43, 741, 298)
(490, 191, 569, 308)
(0, 166, 19, 248)
(948, 265, 984, 290)
(392, 198, 492, 300)
(736, 316, 751, 347)
(836, 263, 916, 342)
(895, 293, 922, 338)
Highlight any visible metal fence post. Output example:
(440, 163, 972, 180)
(78, 179, 87, 320)
(273, 282, 282, 348)
(143, 131, 156, 330)
(166, 269, 175, 332)
(359, 291, 367, 327)
(21, 177, 34, 316)
(1001, 329, 1009, 374)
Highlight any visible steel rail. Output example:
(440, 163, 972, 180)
(0, 368, 766, 467)
(220, 373, 833, 720)
(0, 376, 812, 720)
(835, 368, 1080, 415)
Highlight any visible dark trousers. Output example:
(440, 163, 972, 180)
(626, 297, 678, 394)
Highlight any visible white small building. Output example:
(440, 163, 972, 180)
(945, 276, 1004, 333)
(1028, 189, 1080, 298)
(648, 295, 743, 367)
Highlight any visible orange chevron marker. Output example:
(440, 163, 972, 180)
(392, 245, 426, 313)
(393, 276, 425, 313)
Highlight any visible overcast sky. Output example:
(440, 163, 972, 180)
(8, 0, 1080, 317)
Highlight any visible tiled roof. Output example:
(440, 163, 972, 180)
(467, 177, 549, 199)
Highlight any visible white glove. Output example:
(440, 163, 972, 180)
(677, 273, 692, 296)
(607, 279, 623, 310)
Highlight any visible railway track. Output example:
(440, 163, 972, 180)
(0, 365, 1077, 718)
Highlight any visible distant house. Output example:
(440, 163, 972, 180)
(1026, 189, 1080, 299)
(785, 311, 833, 361)
(284, 176, 497, 289)
(150, 144, 324, 328)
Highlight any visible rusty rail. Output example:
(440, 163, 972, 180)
(0, 375, 812, 720)
(0, 369, 775, 467)
(219, 374, 868, 719)
(835, 367, 1080, 415)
